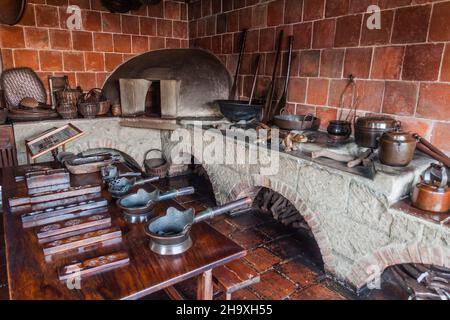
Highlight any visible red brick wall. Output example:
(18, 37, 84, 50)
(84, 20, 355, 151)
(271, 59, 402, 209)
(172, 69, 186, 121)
(0, 0, 188, 93)
(188, 0, 450, 153)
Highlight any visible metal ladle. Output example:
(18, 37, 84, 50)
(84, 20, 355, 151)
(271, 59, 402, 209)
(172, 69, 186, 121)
(144, 197, 252, 255)
(117, 187, 195, 223)
(108, 176, 160, 198)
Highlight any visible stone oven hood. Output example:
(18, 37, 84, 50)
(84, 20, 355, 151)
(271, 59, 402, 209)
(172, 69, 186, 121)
(102, 49, 231, 118)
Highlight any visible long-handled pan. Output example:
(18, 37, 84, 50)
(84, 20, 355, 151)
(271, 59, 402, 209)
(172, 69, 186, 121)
(144, 197, 252, 255)
(262, 30, 284, 123)
(270, 35, 294, 122)
(117, 187, 195, 223)
(108, 176, 160, 198)
(229, 29, 248, 100)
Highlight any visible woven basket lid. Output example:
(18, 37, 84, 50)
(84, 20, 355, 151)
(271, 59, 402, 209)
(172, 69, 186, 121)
(0, 0, 26, 25)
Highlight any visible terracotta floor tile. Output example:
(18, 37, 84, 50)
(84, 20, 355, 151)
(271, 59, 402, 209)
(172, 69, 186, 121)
(244, 247, 282, 272)
(251, 271, 296, 300)
(226, 212, 269, 230)
(277, 259, 322, 288)
(257, 221, 295, 240)
(229, 228, 270, 250)
(208, 219, 237, 237)
(264, 237, 305, 261)
(216, 288, 261, 300)
(290, 284, 345, 300)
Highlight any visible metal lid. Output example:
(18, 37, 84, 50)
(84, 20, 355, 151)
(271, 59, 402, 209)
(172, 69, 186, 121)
(380, 131, 416, 143)
(355, 116, 399, 129)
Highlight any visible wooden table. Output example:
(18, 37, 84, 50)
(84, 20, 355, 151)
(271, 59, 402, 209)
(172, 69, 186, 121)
(0, 163, 246, 300)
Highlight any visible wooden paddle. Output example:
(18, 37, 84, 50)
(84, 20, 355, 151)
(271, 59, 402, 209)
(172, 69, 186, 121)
(229, 29, 248, 100)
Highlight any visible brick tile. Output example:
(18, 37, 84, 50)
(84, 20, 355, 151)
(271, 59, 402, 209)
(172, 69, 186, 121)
(329, 79, 354, 107)
(391, 5, 431, 43)
(299, 50, 320, 77)
(227, 11, 239, 32)
(431, 123, 450, 152)
(229, 288, 261, 300)
(320, 49, 344, 78)
(429, 1, 450, 41)
(212, 0, 222, 15)
(400, 118, 432, 138)
(288, 78, 307, 103)
(349, 0, 375, 13)
(157, 19, 172, 37)
(356, 80, 384, 113)
(259, 28, 275, 52)
(122, 15, 140, 35)
(265, 236, 305, 260)
(72, 31, 93, 51)
(343, 48, 372, 79)
(209, 218, 236, 236)
(284, 0, 302, 24)
(39, 51, 62, 71)
(267, 0, 284, 27)
(316, 107, 338, 130)
(105, 53, 123, 72)
(371, 46, 404, 80)
(140, 17, 157, 36)
(96, 72, 110, 88)
(293, 22, 312, 50)
(239, 7, 253, 30)
(102, 13, 121, 33)
(148, 1, 164, 18)
(24, 27, 49, 49)
(325, 0, 349, 17)
(277, 259, 321, 287)
(132, 35, 149, 53)
(382, 82, 418, 116)
(378, 0, 411, 9)
(113, 34, 131, 53)
(402, 44, 443, 81)
(312, 19, 335, 49)
(1, 49, 14, 69)
(85, 52, 104, 71)
(252, 4, 267, 28)
(165, 1, 181, 20)
(290, 284, 345, 300)
(94, 33, 113, 52)
(18, 4, 36, 26)
(216, 13, 226, 34)
(334, 14, 362, 48)
(251, 271, 296, 300)
(49, 30, 71, 50)
(70, 0, 91, 10)
(0, 26, 25, 48)
(63, 52, 84, 71)
(230, 228, 269, 250)
(417, 83, 450, 121)
(303, 0, 324, 21)
(166, 38, 181, 48)
(76, 72, 97, 90)
(245, 30, 259, 53)
(244, 247, 282, 272)
(35, 5, 59, 28)
(360, 10, 394, 45)
(82, 10, 101, 32)
(295, 104, 316, 115)
(307, 78, 329, 106)
(13, 50, 39, 70)
(442, 44, 450, 82)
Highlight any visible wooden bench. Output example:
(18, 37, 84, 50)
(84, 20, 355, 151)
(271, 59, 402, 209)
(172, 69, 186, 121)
(212, 259, 260, 300)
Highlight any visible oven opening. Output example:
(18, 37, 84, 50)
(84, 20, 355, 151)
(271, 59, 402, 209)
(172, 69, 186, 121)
(145, 81, 161, 118)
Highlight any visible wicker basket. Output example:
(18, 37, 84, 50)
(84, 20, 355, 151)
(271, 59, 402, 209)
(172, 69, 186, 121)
(57, 102, 78, 119)
(78, 102, 99, 119)
(56, 88, 82, 107)
(143, 149, 170, 178)
(97, 100, 111, 115)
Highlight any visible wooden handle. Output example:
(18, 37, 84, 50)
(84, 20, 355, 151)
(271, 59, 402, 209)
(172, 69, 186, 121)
(312, 150, 355, 163)
(347, 149, 372, 168)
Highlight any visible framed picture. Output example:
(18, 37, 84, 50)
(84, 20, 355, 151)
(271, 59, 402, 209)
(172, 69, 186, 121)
(26, 123, 84, 161)
(48, 76, 68, 108)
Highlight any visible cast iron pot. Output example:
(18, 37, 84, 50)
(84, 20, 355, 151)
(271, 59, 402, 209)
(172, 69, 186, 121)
(354, 116, 401, 149)
(378, 131, 416, 167)
(216, 100, 263, 122)
(327, 120, 352, 140)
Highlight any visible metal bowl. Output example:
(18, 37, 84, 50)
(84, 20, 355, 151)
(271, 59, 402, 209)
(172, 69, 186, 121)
(273, 114, 320, 131)
(216, 100, 263, 122)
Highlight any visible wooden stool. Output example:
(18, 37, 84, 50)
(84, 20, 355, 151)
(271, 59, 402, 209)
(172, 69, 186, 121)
(213, 259, 260, 300)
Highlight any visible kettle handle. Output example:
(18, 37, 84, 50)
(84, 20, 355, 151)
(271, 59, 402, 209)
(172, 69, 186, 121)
(423, 163, 448, 190)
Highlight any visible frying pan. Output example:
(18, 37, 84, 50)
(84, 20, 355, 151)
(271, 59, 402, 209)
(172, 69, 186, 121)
(0, 0, 26, 25)
(117, 187, 195, 223)
(108, 176, 159, 198)
(273, 113, 321, 131)
(144, 197, 252, 255)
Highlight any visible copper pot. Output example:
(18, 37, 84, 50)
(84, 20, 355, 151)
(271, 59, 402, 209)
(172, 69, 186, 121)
(354, 116, 401, 149)
(411, 164, 450, 213)
(379, 131, 416, 167)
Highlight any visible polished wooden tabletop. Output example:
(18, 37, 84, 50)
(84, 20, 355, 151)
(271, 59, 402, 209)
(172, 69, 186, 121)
(1, 163, 245, 300)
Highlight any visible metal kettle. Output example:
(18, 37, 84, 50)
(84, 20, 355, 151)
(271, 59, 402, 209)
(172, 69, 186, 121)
(411, 163, 450, 213)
